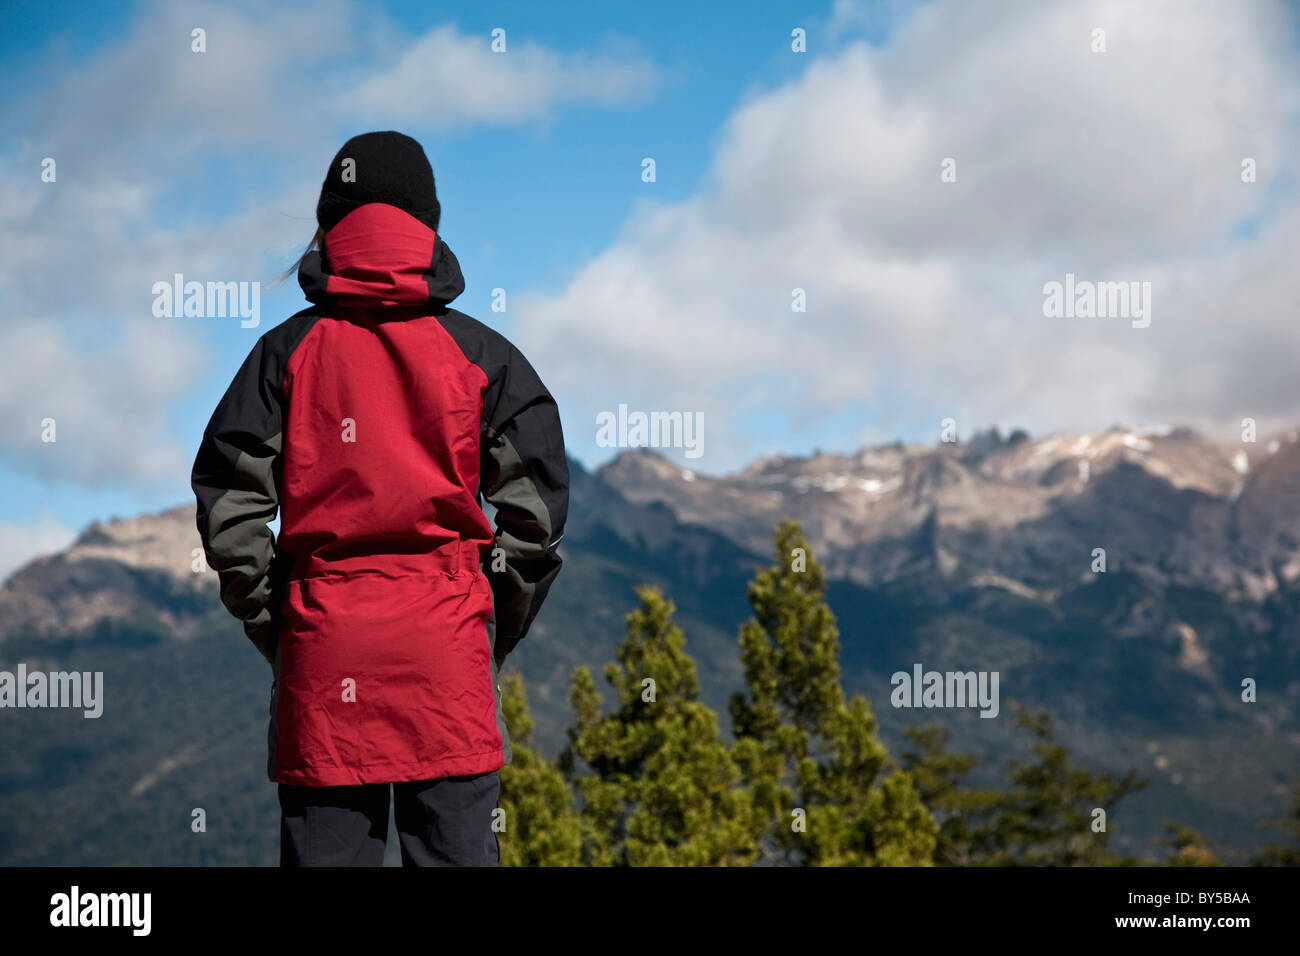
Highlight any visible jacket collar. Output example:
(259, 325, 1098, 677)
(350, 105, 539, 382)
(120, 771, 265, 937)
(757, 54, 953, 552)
(298, 203, 465, 308)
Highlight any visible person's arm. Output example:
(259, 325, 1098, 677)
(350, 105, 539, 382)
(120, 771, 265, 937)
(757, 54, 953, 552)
(191, 333, 290, 667)
(480, 344, 569, 667)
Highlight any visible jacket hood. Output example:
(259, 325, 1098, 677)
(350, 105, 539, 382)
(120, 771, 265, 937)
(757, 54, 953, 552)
(298, 202, 464, 308)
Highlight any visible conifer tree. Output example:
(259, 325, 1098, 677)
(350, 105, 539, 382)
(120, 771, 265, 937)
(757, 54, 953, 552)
(1252, 782, 1300, 866)
(497, 672, 583, 866)
(901, 724, 1004, 865)
(1162, 822, 1223, 867)
(986, 708, 1145, 866)
(563, 586, 758, 866)
(730, 520, 936, 865)
(903, 712, 1148, 866)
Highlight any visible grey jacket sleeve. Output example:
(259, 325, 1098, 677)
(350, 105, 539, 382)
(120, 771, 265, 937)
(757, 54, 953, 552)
(190, 330, 295, 664)
(480, 343, 569, 661)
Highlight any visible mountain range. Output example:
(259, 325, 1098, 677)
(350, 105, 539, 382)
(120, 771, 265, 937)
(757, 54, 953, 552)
(1, 423, 1297, 864)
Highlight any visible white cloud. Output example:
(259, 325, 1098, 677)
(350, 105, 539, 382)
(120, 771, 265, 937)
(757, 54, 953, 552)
(338, 24, 658, 127)
(0, 319, 205, 487)
(514, 0, 1300, 472)
(0, 511, 76, 584)
(0, 0, 356, 492)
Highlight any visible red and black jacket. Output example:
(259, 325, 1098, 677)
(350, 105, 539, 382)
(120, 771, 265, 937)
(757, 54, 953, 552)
(191, 203, 568, 786)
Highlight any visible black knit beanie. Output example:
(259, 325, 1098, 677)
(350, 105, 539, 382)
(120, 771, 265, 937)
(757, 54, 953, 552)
(316, 131, 441, 233)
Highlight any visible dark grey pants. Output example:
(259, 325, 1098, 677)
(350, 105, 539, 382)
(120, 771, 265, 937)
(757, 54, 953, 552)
(279, 771, 500, 867)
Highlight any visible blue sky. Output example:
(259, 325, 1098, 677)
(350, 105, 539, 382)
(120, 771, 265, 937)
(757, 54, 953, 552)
(1, 0, 1298, 576)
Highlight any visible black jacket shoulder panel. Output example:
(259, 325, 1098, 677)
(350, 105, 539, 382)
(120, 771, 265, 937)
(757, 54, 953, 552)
(261, 306, 327, 383)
